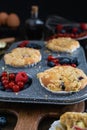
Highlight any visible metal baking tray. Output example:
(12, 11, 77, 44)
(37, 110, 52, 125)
(0, 40, 87, 105)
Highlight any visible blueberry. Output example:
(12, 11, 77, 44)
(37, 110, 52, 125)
(78, 76, 84, 80)
(60, 29, 66, 34)
(78, 28, 83, 33)
(65, 26, 73, 33)
(47, 61, 55, 67)
(71, 57, 78, 66)
(27, 77, 32, 85)
(0, 82, 4, 91)
(59, 57, 71, 64)
(25, 77, 32, 89)
(0, 116, 7, 127)
(26, 43, 42, 49)
(60, 82, 65, 90)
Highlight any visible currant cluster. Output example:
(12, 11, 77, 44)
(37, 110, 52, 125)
(0, 71, 30, 92)
(47, 55, 78, 67)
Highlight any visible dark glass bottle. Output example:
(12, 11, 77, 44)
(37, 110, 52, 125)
(25, 5, 44, 40)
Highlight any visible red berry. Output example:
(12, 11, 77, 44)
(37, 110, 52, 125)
(47, 55, 55, 61)
(9, 73, 15, 80)
(1, 71, 8, 77)
(52, 59, 59, 63)
(8, 82, 15, 88)
(1, 76, 8, 81)
(4, 84, 9, 89)
(12, 85, 20, 92)
(56, 24, 63, 32)
(72, 27, 78, 33)
(18, 40, 29, 47)
(15, 72, 28, 83)
(80, 23, 87, 30)
(71, 64, 76, 67)
(2, 79, 9, 86)
(17, 81, 24, 89)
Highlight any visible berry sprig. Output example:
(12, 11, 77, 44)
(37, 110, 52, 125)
(0, 71, 29, 92)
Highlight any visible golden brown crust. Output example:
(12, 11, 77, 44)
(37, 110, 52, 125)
(4, 47, 41, 67)
(46, 37, 80, 53)
(37, 66, 87, 92)
(60, 112, 87, 130)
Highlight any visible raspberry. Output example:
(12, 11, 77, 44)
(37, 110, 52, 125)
(18, 40, 29, 47)
(72, 27, 78, 33)
(47, 55, 55, 61)
(15, 72, 28, 83)
(80, 23, 87, 30)
(56, 24, 63, 32)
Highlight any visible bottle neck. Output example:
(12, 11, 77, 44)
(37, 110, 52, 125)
(31, 11, 38, 18)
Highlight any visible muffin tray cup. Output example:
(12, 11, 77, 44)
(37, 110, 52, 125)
(0, 40, 87, 105)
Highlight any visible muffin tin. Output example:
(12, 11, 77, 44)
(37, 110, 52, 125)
(0, 40, 87, 105)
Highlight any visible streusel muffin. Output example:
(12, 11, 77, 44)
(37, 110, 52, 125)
(4, 47, 41, 67)
(37, 66, 87, 92)
(49, 112, 87, 130)
(46, 37, 80, 53)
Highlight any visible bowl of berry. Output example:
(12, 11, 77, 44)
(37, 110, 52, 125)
(0, 71, 32, 93)
(45, 15, 87, 41)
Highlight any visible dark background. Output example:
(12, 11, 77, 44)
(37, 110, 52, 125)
(0, 0, 87, 26)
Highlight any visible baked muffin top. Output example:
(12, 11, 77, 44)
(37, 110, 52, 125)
(37, 65, 87, 92)
(46, 37, 80, 53)
(4, 47, 41, 67)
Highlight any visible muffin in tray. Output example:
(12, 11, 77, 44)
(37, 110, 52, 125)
(46, 37, 80, 53)
(4, 47, 41, 67)
(49, 112, 87, 130)
(37, 65, 87, 93)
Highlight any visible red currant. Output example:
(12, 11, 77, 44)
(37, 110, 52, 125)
(17, 81, 24, 89)
(8, 82, 15, 88)
(9, 73, 15, 80)
(47, 55, 55, 61)
(1, 76, 8, 81)
(1, 71, 8, 77)
(12, 85, 20, 92)
(2, 79, 9, 86)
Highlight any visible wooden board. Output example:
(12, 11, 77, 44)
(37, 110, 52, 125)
(0, 101, 85, 130)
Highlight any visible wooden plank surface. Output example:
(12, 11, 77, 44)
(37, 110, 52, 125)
(0, 101, 85, 130)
